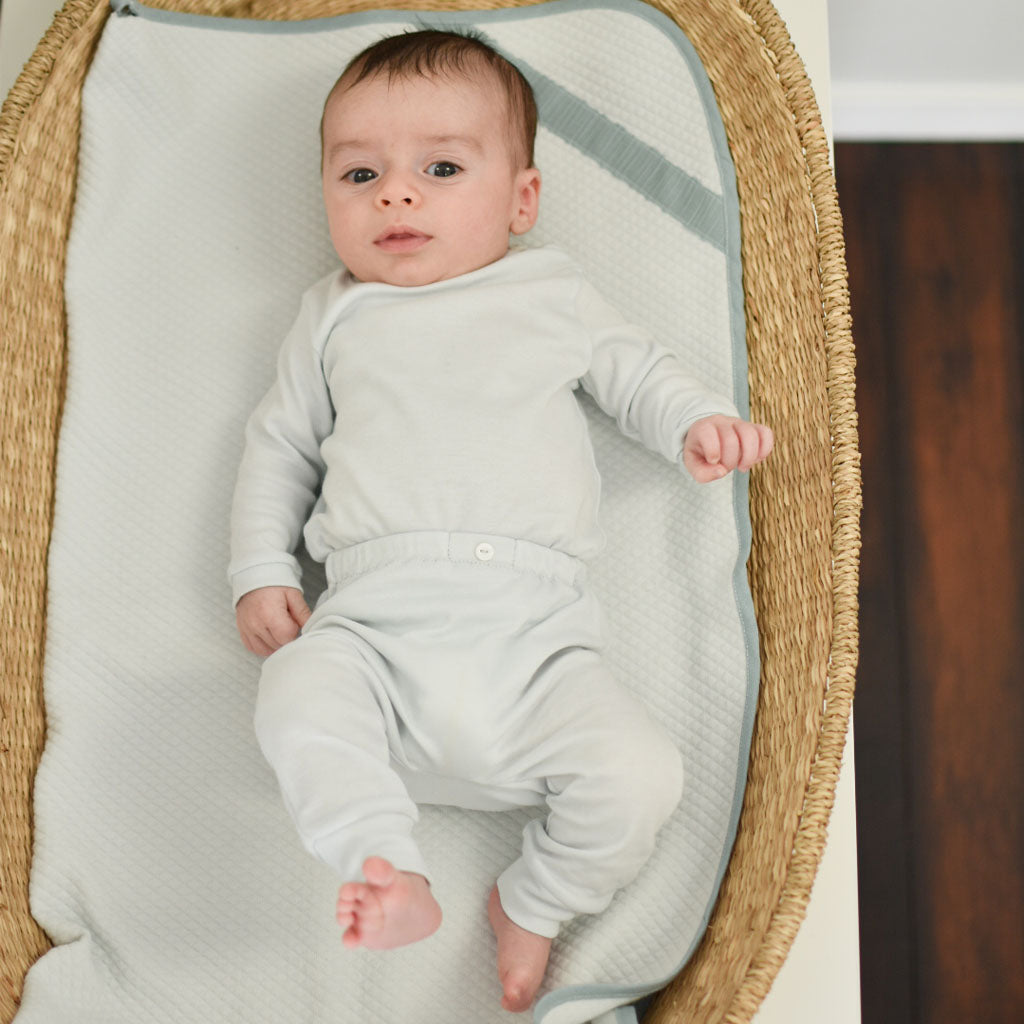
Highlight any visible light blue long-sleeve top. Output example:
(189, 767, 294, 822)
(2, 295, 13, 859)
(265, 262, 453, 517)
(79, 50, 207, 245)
(228, 245, 737, 604)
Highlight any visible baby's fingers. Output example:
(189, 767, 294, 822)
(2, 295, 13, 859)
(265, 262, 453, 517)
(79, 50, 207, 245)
(265, 612, 302, 650)
(684, 417, 774, 482)
(242, 626, 276, 658)
(683, 419, 727, 482)
(285, 589, 313, 628)
(696, 420, 722, 468)
(718, 424, 741, 473)
(736, 422, 774, 471)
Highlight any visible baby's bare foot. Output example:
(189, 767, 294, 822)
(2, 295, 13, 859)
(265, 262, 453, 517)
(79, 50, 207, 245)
(487, 886, 553, 1013)
(335, 857, 441, 950)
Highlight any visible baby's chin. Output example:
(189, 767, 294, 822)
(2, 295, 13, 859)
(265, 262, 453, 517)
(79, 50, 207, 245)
(343, 246, 512, 288)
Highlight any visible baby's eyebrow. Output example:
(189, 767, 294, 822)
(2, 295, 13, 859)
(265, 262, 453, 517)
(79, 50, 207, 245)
(419, 134, 483, 153)
(325, 134, 483, 164)
(325, 139, 369, 163)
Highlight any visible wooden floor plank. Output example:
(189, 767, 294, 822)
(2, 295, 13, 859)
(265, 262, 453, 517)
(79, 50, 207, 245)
(837, 143, 1024, 1024)
(836, 142, 918, 1024)
(897, 144, 1024, 1024)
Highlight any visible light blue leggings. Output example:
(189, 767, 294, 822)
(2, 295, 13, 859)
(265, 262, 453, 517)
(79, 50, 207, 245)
(254, 531, 684, 938)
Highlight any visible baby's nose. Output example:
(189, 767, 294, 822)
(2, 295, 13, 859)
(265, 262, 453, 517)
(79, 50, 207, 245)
(377, 173, 419, 208)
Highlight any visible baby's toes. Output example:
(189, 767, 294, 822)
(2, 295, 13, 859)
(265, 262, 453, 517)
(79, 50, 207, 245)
(340, 920, 363, 948)
(338, 881, 366, 905)
(337, 883, 365, 920)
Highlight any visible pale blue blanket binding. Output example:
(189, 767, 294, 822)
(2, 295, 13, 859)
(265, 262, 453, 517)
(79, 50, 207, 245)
(106, 2, 757, 1021)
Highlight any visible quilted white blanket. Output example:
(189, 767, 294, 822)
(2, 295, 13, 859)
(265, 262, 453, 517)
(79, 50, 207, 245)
(19, 2, 757, 1022)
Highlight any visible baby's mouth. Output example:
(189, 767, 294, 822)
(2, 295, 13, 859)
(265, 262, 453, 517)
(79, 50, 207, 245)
(374, 227, 432, 253)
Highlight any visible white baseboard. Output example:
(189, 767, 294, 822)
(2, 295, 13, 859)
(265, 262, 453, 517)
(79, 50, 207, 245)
(832, 80, 1024, 141)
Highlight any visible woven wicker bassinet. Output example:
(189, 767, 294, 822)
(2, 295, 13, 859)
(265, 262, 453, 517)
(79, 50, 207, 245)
(0, 0, 860, 1020)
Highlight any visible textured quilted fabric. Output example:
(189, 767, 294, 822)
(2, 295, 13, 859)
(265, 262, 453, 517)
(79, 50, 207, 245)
(19, 3, 755, 1022)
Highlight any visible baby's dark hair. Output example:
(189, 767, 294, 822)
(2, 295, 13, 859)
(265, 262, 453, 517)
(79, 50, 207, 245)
(323, 29, 538, 169)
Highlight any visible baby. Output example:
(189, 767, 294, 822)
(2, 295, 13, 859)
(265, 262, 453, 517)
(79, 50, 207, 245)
(230, 29, 772, 1013)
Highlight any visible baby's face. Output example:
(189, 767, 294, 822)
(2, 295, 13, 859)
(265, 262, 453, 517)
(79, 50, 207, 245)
(321, 71, 540, 287)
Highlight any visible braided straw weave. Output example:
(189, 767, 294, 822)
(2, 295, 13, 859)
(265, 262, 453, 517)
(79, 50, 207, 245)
(0, 0, 860, 1020)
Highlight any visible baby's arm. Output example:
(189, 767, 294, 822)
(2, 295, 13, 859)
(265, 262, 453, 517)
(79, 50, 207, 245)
(229, 276, 341, 633)
(236, 585, 311, 658)
(683, 415, 774, 483)
(576, 278, 747, 462)
(574, 274, 774, 480)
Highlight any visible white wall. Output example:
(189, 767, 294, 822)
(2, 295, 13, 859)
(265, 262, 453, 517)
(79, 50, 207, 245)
(828, 0, 1024, 139)
(0, 1, 65, 99)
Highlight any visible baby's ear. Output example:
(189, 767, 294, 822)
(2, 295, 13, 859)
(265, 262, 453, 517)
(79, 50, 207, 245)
(510, 167, 541, 235)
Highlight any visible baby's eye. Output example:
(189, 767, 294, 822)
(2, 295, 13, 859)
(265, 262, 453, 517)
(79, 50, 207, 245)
(426, 161, 461, 178)
(344, 168, 377, 184)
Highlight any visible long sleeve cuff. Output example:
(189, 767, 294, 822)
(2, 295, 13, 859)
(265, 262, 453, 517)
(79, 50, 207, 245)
(229, 559, 303, 607)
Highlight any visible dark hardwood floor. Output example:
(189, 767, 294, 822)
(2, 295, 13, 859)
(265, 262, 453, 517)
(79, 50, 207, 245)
(836, 143, 1024, 1024)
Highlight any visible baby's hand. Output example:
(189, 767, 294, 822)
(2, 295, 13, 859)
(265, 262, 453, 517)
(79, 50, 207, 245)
(236, 586, 312, 657)
(683, 415, 774, 483)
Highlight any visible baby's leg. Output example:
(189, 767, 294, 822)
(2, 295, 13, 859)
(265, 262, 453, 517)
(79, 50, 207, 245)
(492, 652, 683, 1006)
(255, 628, 435, 939)
(486, 883, 552, 1013)
(336, 856, 441, 949)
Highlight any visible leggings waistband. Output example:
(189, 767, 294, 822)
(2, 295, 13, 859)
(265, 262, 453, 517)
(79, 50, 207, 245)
(325, 532, 586, 589)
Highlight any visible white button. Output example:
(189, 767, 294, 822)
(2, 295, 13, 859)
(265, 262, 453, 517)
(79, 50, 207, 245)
(475, 542, 495, 562)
